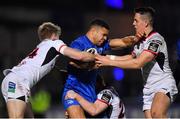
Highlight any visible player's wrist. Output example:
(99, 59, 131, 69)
(110, 55, 116, 60)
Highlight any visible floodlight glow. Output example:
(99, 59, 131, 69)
(105, 0, 123, 9)
(113, 67, 124, 81)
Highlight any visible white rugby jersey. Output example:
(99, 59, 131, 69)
(132, 32, 176, 88)
(3, 39, 66, 88)
(97, 87, 125, 119)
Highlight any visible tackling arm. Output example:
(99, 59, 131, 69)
(65, 90, 108, 116)
(62, 46, 95, 62)
(107, 54, 134, 61)
(96, 51, 155, 69)
(76, 95, 108, 116)
(109, 36, 137, 49)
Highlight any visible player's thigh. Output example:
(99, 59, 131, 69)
(67, 105, 85, 118)
(2, 73, 31, 118)
(7, 99, 26, 118)
(151, 92, 170, 116)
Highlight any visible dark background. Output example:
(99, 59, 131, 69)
(0, 0, 180, 117)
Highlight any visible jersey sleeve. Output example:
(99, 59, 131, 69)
(97, 89, 113, 105)
(53, 40, 67, 54)
(143, 37, 162, 55)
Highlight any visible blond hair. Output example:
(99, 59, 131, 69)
(38, 22, 61, 41)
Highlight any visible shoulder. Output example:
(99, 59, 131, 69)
(70, 36, 87, 49)
(71, 36, 86, 44)
(53, 39, 65, 44)
(146, 32, 164, 45)
(41, 39, 64, 45)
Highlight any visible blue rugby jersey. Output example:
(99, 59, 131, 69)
(63, 35, 110, 102)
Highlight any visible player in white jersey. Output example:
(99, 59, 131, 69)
(65, 86, 125, 119)
(95, 7, 178, 118)
(1, 22, 95, 118)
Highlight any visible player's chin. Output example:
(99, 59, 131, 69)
(97, 41, 104, 46)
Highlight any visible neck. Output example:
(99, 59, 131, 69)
(144, 26, 153, 37)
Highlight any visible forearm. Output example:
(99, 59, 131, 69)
(63, 47, 95, 62)
(109, 54, 133, 61)
(109, 58, 142, 69)
(76, 95, 100, 116)
(81, 52, 95, 62)
(108, 51, 155, 69)
(110, 36, 136, 48)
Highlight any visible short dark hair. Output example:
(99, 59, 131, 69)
(89, 19, 110, 30)
(135, 7, 155, 25)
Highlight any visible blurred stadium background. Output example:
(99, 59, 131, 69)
(0, 0, 180, 118)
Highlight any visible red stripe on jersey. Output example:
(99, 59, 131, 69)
(97, 99, 110, 106)
(143, 49, 158, 55)
(59, 45, 66, 52)
(147, 32, 157, 38)
(145, 32, 157, 41)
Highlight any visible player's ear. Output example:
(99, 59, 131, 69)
(144, 20, 149, 27)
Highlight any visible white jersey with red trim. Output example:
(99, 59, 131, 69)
(3, 39, 66, 88)
(132, 32, 177, 89)
(97, 88, 125, 119)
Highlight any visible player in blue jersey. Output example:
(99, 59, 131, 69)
(62, 19, 138, 118)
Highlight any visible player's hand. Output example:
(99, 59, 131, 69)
(135, 29, 145, 40)
(69, 61, 82, 69)
(65, 90, 77, 99)
(95, 54, 112, 67)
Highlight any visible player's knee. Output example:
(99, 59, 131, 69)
(151, 110, 166, 118)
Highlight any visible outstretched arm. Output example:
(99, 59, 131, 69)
(109, 29, 145, 49)
(107, 54, 134, 61)
(109, 36, 137, 49)
(96, 51, 155, 69)
(65, 90, 108, 116)
(62, 46, 95, 62)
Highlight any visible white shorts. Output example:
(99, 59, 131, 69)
(1, 72, 30, 102)
(143, 79, 178, 111)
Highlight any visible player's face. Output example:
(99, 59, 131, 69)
(94, 27, 109, 46)
(133, 13, 146, 37)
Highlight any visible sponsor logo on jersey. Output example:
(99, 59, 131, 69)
(8, 82, 16, 93)
(148, 43, 159, 52)
(101, 90, 112, 103)
(86, 48, 97, 54)
(66, 99, 74, 105)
